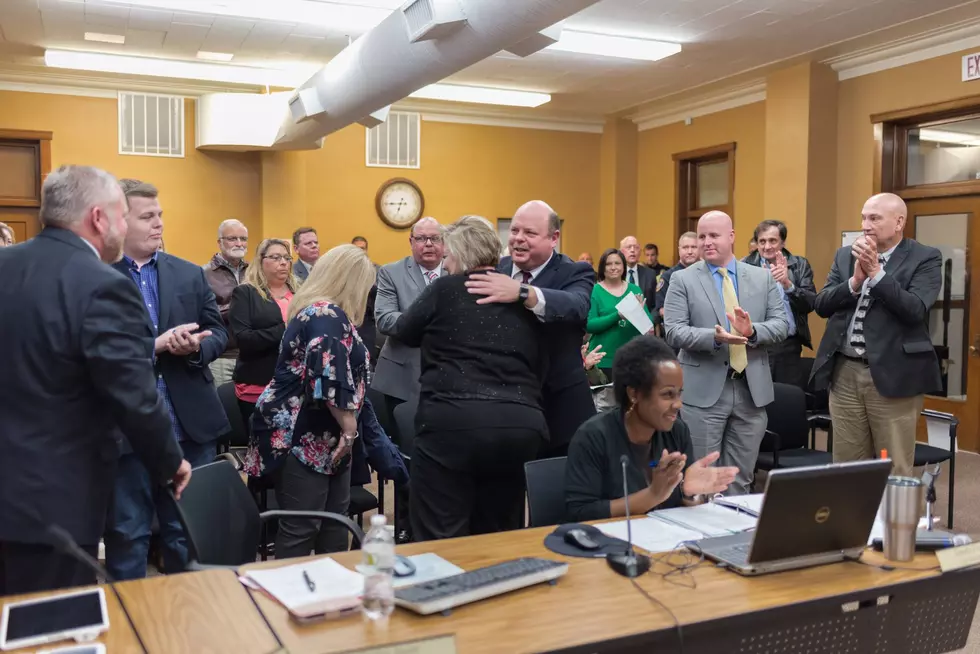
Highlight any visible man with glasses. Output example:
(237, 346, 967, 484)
(203, 219, 249, 387)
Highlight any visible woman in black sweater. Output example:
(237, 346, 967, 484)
(390, 215, 547, 540)
(565, 335, 738, 522)
(228, 238, 297, 426)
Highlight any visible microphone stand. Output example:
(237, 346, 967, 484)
(607, 455, 652, 578)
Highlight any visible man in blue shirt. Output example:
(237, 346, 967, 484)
(664, 211, 788, 495)
(105, 180, 228, 580)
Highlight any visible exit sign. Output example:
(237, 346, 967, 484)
(965, 52, 980, 82)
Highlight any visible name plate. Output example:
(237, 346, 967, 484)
(350, 635, 457, 654)
(936, 542, 980, 572)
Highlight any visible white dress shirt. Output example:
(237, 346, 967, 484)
(511, 252, 552, 319)
(421, 261, 443, 285)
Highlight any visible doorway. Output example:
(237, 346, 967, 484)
(0, 130, 52, 243)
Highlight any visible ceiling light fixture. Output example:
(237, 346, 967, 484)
(84, 32, 126, 45)
(197, 51, 234, 62)
(43, 50, 551, 108)
(548, 30, 681, 62)
(918, 128, 980, 146)
(100, 0, 393, 33)
(409, 83, 550, 108)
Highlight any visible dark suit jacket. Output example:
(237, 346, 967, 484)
(0, 228, 183, 545)
(293, 259, 310, 282)
(113, 253, 229, 445)
(229, 284, 285, 387)
(498, 253, 596, 447)
(629, 265, 657, 312)
(742, 249, 816, 349)
(810, 239, 942, 397)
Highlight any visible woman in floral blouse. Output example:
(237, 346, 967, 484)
(244, 244, 376, 559)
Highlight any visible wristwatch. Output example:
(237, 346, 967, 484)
(518, 283, 530, 303)
(681, 478, 704, 504)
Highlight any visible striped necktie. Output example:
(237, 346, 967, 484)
(424, 270, 438, 285)
(628, 269, 636, 285)
(849, 255, 887, 357)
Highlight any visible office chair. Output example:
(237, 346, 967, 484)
(916, 409, 958, 529)
(756, 383, 833, 471)
(799, 357, 833, 452)
(171, 460, 364, 568)
(216, 382, 248, 461)
(524, 457, 568, 528)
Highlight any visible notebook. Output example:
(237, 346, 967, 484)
(243, 557, 363, 620)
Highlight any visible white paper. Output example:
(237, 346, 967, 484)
(615, 293, 653, 335)
(651, 503, 758, 537)
(355, 553, 464, 590)
(597, 517, 702, 553)
(711, 493, 765, 518)
(925, 417, 956, 451)
(244, 557, 363, 613)
(867, 509, 933, 545)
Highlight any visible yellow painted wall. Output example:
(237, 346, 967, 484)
(0, 91, 262, 265)
(266, 121, 602, 266)
(836, 46, 980, 236)
(636, 101, 767, 265)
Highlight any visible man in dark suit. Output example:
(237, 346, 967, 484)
(742, 219, 816, 387)
(352, 235, 380, 362)
(620, 235, 657, 312)
(467, 200, 595, 457)
(654, 231, 700, 334)
(104, 179, 228, 581)
(811, 193, 942, 477)
(0, 165, 190, 596)
(292, 226, 319, 283)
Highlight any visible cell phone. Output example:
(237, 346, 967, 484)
(0, 588, 109, 651)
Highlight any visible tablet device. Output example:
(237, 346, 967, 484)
(0, 587, 109, 651)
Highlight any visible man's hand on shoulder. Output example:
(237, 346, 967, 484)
(465, 272, 522, 305)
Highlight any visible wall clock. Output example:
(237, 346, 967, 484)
(375, 177, 425, 229)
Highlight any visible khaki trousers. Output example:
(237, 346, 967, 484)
(829, 357, 923, 477)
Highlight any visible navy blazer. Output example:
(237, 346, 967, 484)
(0, 229, 183, 545)
(113, 252, 230, 445)
(498, 253, 596, 447)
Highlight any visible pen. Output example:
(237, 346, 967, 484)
(303, 570, 316, 592)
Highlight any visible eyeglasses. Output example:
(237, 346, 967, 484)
(412, 235, 443, 245)
(221, 236, 248, 243)
(263, 254, 293, 263)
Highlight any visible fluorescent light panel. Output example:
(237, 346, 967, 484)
(43, 50, 551, 108)
(919, 129, 980, 146)
(197, 51, 234, 62)
(85, 32, 125, 44)
(549, 30, 681, 62)
(99, 0, 392, 33)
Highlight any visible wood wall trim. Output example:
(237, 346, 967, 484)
(870, 95, 980, 124)
(0, 197, 40, 208)
(671, 142, 736, 162)
(0, 129, 52, 141)
(40, 139, 52, 184)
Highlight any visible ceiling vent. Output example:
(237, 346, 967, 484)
(402, 0, 467, 43)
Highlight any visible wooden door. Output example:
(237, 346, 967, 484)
(0, 130, 52, 243)
(905, 196, 980, 452)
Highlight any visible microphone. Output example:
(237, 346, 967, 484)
(47, 524, 115, 584)
(607, 454, 652, 578)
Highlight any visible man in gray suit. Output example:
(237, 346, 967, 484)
(291, 226, 319, 283)
(664, 211, 788, 495)
(374, 217, 445, 406)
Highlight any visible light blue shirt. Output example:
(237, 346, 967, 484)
(706, 258, 739, 330)
(763, 260, 797, 337)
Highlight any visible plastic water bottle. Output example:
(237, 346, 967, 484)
(361, 514, 395, 620)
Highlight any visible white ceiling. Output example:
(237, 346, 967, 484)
(0, 0, 977, 117)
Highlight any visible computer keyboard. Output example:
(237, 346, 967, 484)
(394, 557, 568, 615)
(716, 543, 752, 564)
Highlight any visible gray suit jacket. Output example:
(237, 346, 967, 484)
(664, 260, 788, 408)
(293, 259, 310, 282)
(373, 256, 441, 401)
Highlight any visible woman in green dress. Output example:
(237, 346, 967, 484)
(586, 248, 653, 382)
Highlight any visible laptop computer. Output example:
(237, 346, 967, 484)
(687, 460, 892, 576)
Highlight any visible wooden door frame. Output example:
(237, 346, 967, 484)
(0, 129, 52, 240)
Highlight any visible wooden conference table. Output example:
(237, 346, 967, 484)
(3, 525, 978, 653)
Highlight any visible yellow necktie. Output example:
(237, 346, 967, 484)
(718, 268, 747, 373)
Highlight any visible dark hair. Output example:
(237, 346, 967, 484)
(755, 219, 787, 242)
(749, 235, 757, 244)
(118, 179, 158, 199)
(597, 248, 626, 282)
(644, 243, 658, 254)
(292, 226, 317, 247)
(352, 235, 368, 246)
(613, 335, 678, 409)
(547, 211, 561, 235)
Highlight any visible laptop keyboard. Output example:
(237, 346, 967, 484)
(716, 543, 752, 564)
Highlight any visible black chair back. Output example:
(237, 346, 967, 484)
(173, 460, 262, 566)
(393, 400, 418, 459)
(524, 457, 568, 528)
(217, 382, 248, 447)
(761, 383, 810, 453)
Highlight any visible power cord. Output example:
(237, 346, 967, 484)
(847, 551, 941, 572)
(629, 575, 685, 653)
(625, 540, 700, 654)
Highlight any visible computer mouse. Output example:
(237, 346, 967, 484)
(564, 528, 601, 551)
(393, 555, 417, 578)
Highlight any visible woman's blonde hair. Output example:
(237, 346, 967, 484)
(242, 238, 298, 301)
(443, 215, 501, 273)
(287, 244, 376, 323)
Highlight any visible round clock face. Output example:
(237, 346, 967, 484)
(377, 179, 424, 229)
